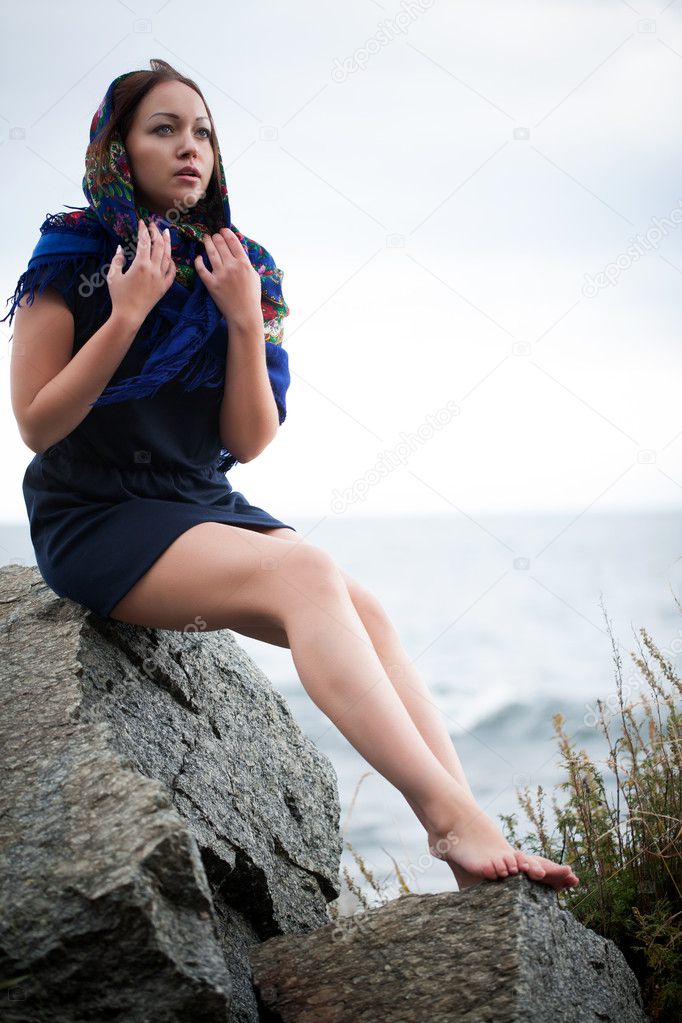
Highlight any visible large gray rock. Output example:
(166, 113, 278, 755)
(250, 872, 649, 1022)
(0, 565, 342, 1023)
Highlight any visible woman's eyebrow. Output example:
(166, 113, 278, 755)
(147, 112, 210, 121)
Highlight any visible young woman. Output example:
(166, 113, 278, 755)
(6, 60, 578, 893)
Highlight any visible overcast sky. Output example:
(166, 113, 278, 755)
(1, 0, 681, 523)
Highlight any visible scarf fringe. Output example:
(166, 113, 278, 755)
(40, 207, 102, 235)
(1, 255, 98, 331)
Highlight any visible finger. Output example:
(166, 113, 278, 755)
(161, 236, 173, 275)
(218, 227, 246, 259)
(154, 223, 169, 264)
(211, 231, 233, 256)
(137, 218, 151, 258)
(202, 232, 224, 268)
(108, 244, 123, 277)
(162, 227, 173, 270)
(149, 222, 164, 265)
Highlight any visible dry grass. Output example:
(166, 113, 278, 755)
(499, 597, 681, 1022)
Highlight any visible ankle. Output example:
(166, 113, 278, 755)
(418, 778, 478, 837)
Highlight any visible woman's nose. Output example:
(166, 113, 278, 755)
(177, 132, 199, 154)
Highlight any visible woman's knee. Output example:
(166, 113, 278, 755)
(277, 543, 348, 609)
(340, 570, 396, 637)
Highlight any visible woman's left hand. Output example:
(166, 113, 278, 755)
(195, 228, 263, 332)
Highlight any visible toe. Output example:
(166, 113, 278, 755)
(539, 857, 571, 876)
(526, 856, 546, 878)
(481, 859, 498, 880)
(493, 857, 509, 877)
(504, 853, 519, 874)
(513, 849, 532, 872)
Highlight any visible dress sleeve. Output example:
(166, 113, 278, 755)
(264, 341, 290, 426)
(41, 263, 83, 315)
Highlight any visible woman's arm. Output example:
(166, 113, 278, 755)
(11, 290, 141, 454)
(219, 320, 280, 463)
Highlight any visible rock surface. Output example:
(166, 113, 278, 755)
(250, 872, 649, 1023)
(0, 565, 342, 1023)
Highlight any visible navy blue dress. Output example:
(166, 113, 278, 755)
(22, 256, 296, 620)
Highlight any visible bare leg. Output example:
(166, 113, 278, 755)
(231, 530, 578, 890)
(334, 577, 581, 890)
(236, 587, 577, 891)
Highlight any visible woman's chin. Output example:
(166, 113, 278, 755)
(170, 183, 205, 209)
(138, 185, 206, 220)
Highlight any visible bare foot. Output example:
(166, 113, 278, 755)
(434, 843, 579, 891)
(424, 792, 580, 892)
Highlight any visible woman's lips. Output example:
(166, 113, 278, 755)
(175, 173, 200, 183)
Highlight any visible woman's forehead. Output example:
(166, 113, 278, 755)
(138, 80, 208, 119)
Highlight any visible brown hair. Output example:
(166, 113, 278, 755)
(89, 58, 225, 232)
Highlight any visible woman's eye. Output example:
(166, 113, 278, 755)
(154, 124, 211, 138)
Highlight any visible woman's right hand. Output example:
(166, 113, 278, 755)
(106, 219, 176, 325)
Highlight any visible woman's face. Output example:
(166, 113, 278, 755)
(124, 80, 215, 218)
